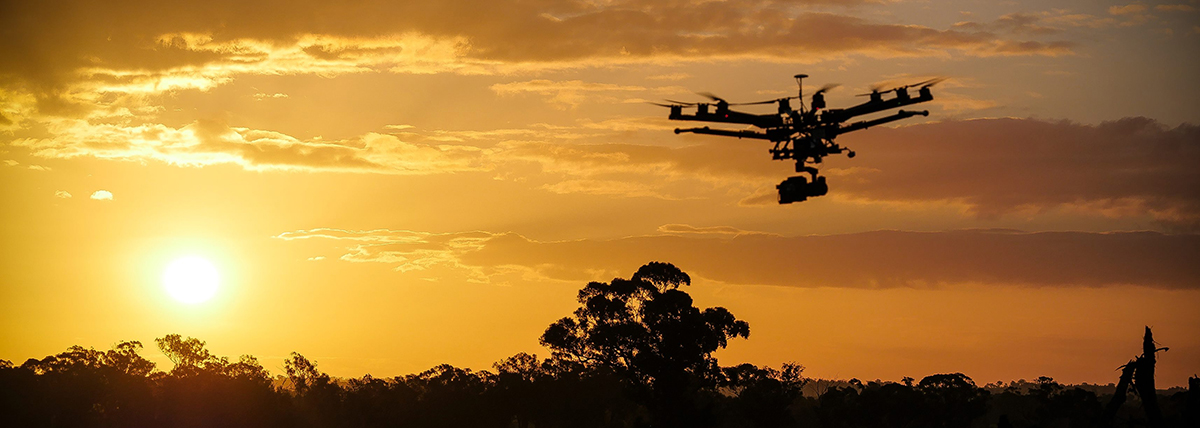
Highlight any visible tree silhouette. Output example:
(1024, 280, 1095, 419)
(1, 265, 1193, 428)
(284, 352, 341, 427)
(721, 362, 808, 427)
(540, 261, 750, 427)
(105, 341, 157, 377)
(156, 334, 225, 376)
(151, 335, 287, 428)
(917, 373, 990, 427)
(10, 341, 158, 427)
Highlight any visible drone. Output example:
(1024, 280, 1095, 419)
(655, 74, 941, 203)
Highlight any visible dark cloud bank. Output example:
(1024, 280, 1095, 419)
(2, 0, 1072, 91)
(286, 228, 1199, 290)
(464, 229, 1200, 289)
(837, 117, 1200, 228)
(507, 117, 1198, 228)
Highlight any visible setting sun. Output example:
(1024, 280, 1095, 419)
(163, 256, 220, 304)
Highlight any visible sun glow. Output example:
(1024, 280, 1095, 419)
(163, 256, 220, 304)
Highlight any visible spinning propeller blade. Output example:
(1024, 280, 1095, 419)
(697, 92, 727, 103)
(813, 83, 840, 95)
(856, 82, 888, 96)
(916, 77, 946, 88)
(856, 77, 945, 96)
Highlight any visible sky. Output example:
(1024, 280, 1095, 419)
(1, 0, 1198, 386)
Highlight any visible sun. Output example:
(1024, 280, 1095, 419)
(163, 256, 220, 304)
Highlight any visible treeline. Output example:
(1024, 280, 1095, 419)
(2, 262, 1197, 427)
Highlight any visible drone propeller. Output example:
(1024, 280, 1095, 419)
(812, 83, 840, 95)
(697, 92, 728, 104)
(859, 86, 888, 96)
(647, 102, 680, 108)
(856, 77, 945, 96)
(856, 82, 888, 96)
(915, 77, 946, 88)
(664, 99, 702, 106)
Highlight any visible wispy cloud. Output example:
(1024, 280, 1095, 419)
(1155, 4, 1196, 12)
(491, 80, 653, 108)
(12, 118, 488, 174)
(1109, 4, 1149, 16)
(14, 115, 1199, 227)
(656, 224, 772, 237)
(253, 93, 289, 100)
(276, 228, 502, 282)
(277, 227, 1200, 289)
(833, 117, 1200, 229)
(1, 0, 1081, 121)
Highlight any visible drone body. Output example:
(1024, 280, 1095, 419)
(662, 74, 939, 203)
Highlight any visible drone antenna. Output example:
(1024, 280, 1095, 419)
(794, 74, 808, 113)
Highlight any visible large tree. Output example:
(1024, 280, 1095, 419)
(540, 262, 750, 427)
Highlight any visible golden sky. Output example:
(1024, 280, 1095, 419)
(2, 0, 1198, 386)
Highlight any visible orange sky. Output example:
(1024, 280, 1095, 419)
(1, 0, 1198, 386)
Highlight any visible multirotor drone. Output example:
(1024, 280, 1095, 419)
(656, 74, 940, 203)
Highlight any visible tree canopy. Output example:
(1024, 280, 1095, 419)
(1, 262, 1194, 428)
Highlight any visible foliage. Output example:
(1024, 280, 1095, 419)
(540, 262, 751, 427)
(1, 263, 1195, 428)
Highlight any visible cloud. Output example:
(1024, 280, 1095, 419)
(1109, 4, 1149, 15)
(541, 179, 672, 198)
(1106, 3, 1154, 26)
(928, 92, 1000, 113)
(21, 116, 742, 198)
(832, 117, 1200, 229)
(275, 228, 500, 282)
(12, 118, 489, 174)
(496, 140, 775, 181)
(954, 12, 1062, 36)
(277, 227, 1200, 289)
(13, 109, 1199, 227)
(55, 190, 72, 199)
(253, 93, 288, 100)
(90, 190, 113, 200)
(1041, 13, 1119, 29)
(656, 224, 770, 237)
(490, 79, 653, 108)
(490, 118, 1199, 227)
(455, 116, 1195, 225)
(647, 73, 691, 81)
(1, 0, 1079, 118)
(488, 139, 783, 200)
(1155, 4, 1196, 12)
(987, 40, 1074, 56)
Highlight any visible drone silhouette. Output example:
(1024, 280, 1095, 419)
(655, 74, 941, 203)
